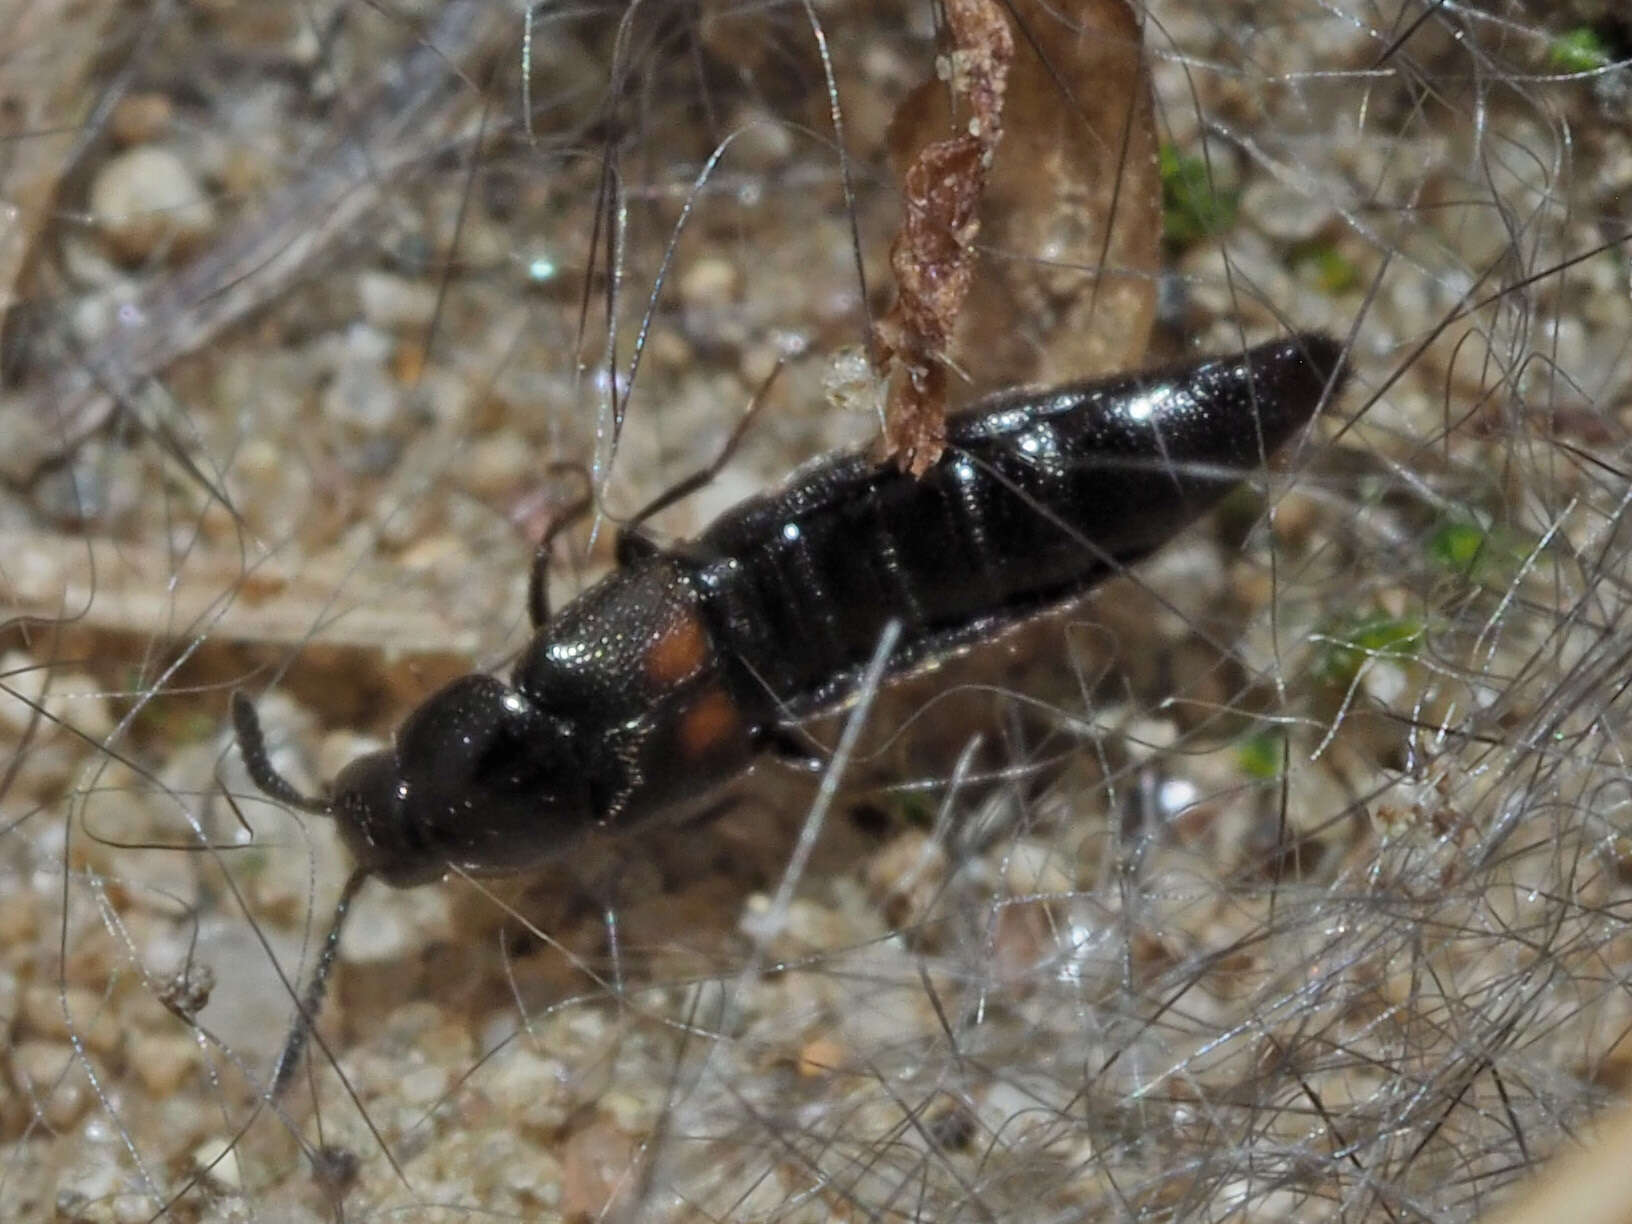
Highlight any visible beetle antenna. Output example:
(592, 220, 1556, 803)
(270, 866, 368, 1101)
(230, 694, 374, 1099)
(231, 691, 331, 815)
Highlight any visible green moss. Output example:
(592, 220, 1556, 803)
(1290, 240, 1360, 294)
(1160, 144, 1238, 247)
(125, 673, 217, 748)
(1314, 613, 1422, 689)
(1426, 518, 1533, 586)
(1237, 729, 1285, 780)
(236, 846, 270, 881)
(885, 790, 938, 829)
(1213, 482, 1269, 544)
(1428, 520, 1487, 572)
(1548, 27, 1611, 73)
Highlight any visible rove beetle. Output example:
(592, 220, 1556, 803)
(233, 331, 1345, 1093)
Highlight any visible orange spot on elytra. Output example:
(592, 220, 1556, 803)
(645, 611, 709, 685)
(680, 688, 740, 757)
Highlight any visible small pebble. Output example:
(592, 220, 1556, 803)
(128, 1032, 199, 1096)
(107, 92, 174, 146)
(645, 325, 692, 369)
(398, 1063, 450, 1108)
(0, 892, 39, 950)
(679, 256, 739, 310)
(1123, 717, 1180, 762)
(0, 650, 49, 736)
(218, 143, 273, 199)
(1370, 803, 1417, 842)
(739, 342, 781, 387)
(191, 1136, 243, 1191)
(30, 442, 147, 531)
(11, 1040, 92, 1128)
(797, 1035, 845, 1078)
(321, 324, 397, 433)
(51, 1149, 125, 1223)
(865, 830, 948, 930)
(338, 880, 450, 965)
(1362, 658, 1410, 704)
(726, 106, 795, 169)
(600, 1089, 655, 1133)
(52, 671, 116, 742)
(821, 345, 885, 416)
(90, 145, 216, 264)
(34, 986, 123, 1061)
(456, 432, 529, 497)
(357, 269, 440, 331)
(990, 901, 1052, 983)
(500, 1144, 564, 1202)
(740, 895, 851, 956)
(1241, 178, 1330, 243)
(392, 337, 427, 384)
(561, 1118, 636, 1220)
(1002, 840, 1074, 897)
(483, 1047, 571, 1132)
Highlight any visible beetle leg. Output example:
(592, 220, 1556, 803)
(527, 463, 594, 628)
(620, 363, 783, 538)
(761, 724, 827, 773)
(614, 527, 663, 567)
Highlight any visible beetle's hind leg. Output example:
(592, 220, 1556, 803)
(614, 527, 663, 567)
(614, 362, 784, 563)
(760, 723, 827, 773)
(527, 462, 595, 628)
(534, 364, 781, 615)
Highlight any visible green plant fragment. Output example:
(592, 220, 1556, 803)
(1314, 614, 1422, 688)
(1549, 27, 1611, 73)
(1160, 145, 1237, 247)
(1237, 730, 1285, 780)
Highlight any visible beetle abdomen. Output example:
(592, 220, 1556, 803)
(693, 334, 1342, 716)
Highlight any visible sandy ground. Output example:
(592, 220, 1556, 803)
(3, 1, 1632, 1220)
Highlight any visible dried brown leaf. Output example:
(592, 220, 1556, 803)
(875, 0, 1014, 474)
(969, 0, 1161, 388)
(879, 0, 1161, 468)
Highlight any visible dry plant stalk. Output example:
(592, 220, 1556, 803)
(876, 0, 1159, 474)
(874, 0, 1013, 474)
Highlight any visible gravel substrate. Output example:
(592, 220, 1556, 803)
(3, 2, 1631, 1220)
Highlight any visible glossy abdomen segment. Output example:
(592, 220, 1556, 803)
(693, 334, 1342, 717)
